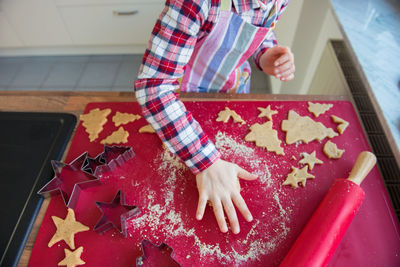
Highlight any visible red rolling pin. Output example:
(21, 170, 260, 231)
(280, 151, 377, 267)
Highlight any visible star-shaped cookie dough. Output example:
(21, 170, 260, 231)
(282, 166, 315, 188)
(216, 107, 245, 125)
(299, 151, 323, 170)
(58, 246, 85, 267)
(48, 208, 89, 249)
(257, 105, 278, 120)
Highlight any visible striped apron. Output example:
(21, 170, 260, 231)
(180, 0, 278, 93)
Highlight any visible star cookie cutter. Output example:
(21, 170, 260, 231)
(91, 146, 135, 177)
(136, 239, 180, 267)
(37, 152, 101, 209)
(94, 189, 140, 237)
(38, 146, 135, 209)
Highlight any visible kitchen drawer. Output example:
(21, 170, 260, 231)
(56, 0, 163, 6)
(59, 4, 163, 45)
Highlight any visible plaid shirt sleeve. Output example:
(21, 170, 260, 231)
(134, 0, 221, 175)
(253, 0, 290, 70)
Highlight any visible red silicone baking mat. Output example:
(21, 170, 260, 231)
(29, 101, 400, 266)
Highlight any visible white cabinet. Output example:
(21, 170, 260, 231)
(0, 0, 164, 54)
(0, 11, 23, 47)
(59, 4, 163, 45)
(0, 0, 71, 47)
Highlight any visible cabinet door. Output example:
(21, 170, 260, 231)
(59, 4, 163, 45)
(56, 0, 163, 6)
(0, 0, 71, 46)
(0, 11, 23, 47)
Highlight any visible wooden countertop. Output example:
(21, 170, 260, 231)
(0, 91, 349, 266)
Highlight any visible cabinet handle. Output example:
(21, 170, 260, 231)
(113, 10, 139, 16)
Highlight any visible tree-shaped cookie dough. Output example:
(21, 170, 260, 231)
(282, 166, 315, 188)
(257, 105, 278, 120)
(281, 110, 338, 144)
(299, 151, 323, 170)
(48, 208, 89, 249)
(308, 102, 333, 117)
(245, 121, 284, 155)
(323, 140, 345, 159)
(112, 112, 141, 127)
(331, 115, 349, 134)
(100, 127, 129, 145)
(216, 107, 245, 125)
(79, 108, 111, 142)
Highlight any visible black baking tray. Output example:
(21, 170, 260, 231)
(0, 112, 76, 266)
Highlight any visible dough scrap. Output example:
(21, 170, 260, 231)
(79, 108, 111, 142)
(139, 124, 156, 134)
(308, 102, 333, 117)
(216, 107, 245, 125)
(112, 112, 141, 127)
(281, 110, 338, 144)
(331, 115, 349, 134)
(100, 127, 129, 145)
(245, 121, 284, 155)
(58, 246, 85, 267)
(323, 140, 345, 159)
(282, 166, 315, 188)
(257, 105, 278, 120)
(299, 151, 323, 170)
(48, 208, 89, 249)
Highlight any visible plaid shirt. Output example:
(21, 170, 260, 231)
(134, 0, 289, 174)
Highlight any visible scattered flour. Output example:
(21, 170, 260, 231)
(215, 131, 254, 157)
(128, 132, 292, 265)
(215, 131, 273, 187)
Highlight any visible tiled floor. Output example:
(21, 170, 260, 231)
(0, 55, 271, 93)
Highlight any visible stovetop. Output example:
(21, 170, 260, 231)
(0, 112, 76, 266)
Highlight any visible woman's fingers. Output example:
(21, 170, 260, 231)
(196, 194, 208, 220)
(275, 60, 294, 74)
(277, 64, 295, 79)
(232, 193, 253, 222)
(222, 198, 240, 234)
(281, 73, 295, 81)
(212, 199, 228, 233)
(274, 49, 292, 66)
(236, 165, 258, 181)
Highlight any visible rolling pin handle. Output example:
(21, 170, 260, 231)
(347, 151, 376, 185)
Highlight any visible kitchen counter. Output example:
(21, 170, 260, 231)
(0, 91, 350, 266)
(330, 0, 400, 164)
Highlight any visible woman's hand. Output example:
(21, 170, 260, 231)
(260, 46, 295, 81)
(195, 158, 258, 234)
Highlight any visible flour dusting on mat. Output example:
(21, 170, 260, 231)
(127, 132, 292, 265)
(215, 131, 273, 187)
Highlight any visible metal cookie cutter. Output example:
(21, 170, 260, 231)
(94, 189, 140, 238)
(38, 145, 135, 209)
(37, 152, 101, 209)
(136, 239, 180, 267)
